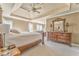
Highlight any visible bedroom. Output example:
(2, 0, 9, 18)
(0, 3, 79, 56)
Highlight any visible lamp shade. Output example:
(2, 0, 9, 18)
(0, 24, 10, 33)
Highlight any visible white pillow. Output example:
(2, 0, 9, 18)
(10, 29, 21, 34)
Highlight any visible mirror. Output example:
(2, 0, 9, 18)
(52, 18, 65, 32)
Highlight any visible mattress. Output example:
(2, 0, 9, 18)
(6, 32, 42, 47)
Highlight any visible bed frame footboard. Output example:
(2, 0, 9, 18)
(18, 39, 41, 53)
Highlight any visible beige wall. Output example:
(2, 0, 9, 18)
(13, 21, 44, 32)
(13, 20, 28, 32)
(32, 23, 37, 32)
(46, 12, 79, 44)
(0, 6, 2, 23)
(3, 17, 44, 32)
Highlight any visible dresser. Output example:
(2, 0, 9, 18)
(0, 48, 21, 56)
(47, 32, 72, 46)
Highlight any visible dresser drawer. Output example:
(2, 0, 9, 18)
(47, 32, 71, 45)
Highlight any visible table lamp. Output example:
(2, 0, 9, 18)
(0, 24, 10, 47)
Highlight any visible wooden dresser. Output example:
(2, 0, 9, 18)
(47, 32, 72, 45)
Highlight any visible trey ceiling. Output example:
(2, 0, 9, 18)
(1, 3, 79, 20)
(11, 3, 69, 20)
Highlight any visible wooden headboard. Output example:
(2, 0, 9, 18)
(0, 34, 3, 48)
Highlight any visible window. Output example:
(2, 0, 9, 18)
(28, 23, 33, 32)
(3, 19, 13, 29)
(36, 24, 43, 31)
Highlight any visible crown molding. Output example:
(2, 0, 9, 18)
(11, 13, 32, 20)
(47, 8, 79, 20)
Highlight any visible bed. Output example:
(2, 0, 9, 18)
(6, 32, 42, 53)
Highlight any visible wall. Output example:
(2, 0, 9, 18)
(32, 23, 37, 32)
(13, 19, 45, 32)
(46, 12, 79, 44)
(13, 20, 28, 32)
(3, 17, 45, 32)
(0, 5, 2, 23)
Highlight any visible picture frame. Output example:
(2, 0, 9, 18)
(52, 18, 65, 32)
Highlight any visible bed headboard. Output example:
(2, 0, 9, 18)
(0, 34, 3, 48)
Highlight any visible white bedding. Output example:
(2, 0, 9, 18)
(6, 32, 42, 47)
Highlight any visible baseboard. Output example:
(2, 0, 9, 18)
(71, 43, 79, 47)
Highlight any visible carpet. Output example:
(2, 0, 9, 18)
(21, 45, 63, 56)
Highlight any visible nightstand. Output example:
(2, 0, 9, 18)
(9, 48, 21, 56)
(0, 47, 21, 56)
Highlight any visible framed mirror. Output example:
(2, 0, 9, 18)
(52, 18, 65, 32)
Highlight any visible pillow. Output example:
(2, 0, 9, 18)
(35, 31, 43, 33)
(10, 29, 21, 34)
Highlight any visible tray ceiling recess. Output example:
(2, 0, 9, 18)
(8, 3, 78, 20)
(20, 3, 42, 14)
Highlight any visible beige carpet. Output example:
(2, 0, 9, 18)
(21, 45, 63, 56)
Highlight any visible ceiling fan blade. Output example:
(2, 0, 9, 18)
(32, 3, 35, 8)
(35, 7, 42, 10)
(34, 10, 40, 13)
(21, 7, 30, 12)
(30, 3, 41, 13)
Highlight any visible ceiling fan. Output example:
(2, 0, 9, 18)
(21, 3, 42, 13)
(31, 3, 42, 13)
